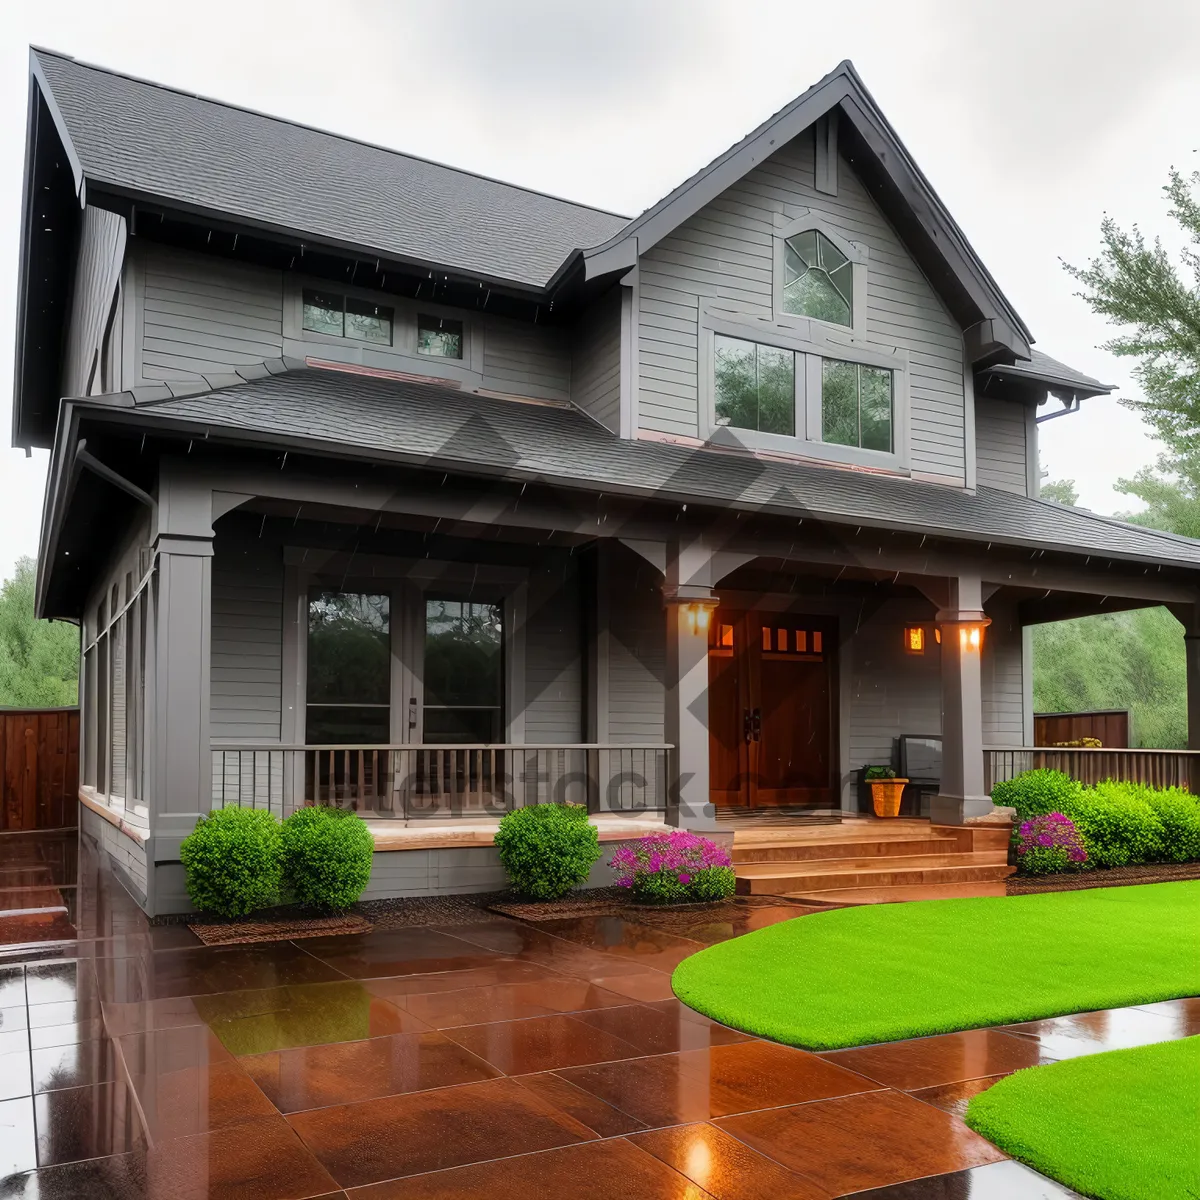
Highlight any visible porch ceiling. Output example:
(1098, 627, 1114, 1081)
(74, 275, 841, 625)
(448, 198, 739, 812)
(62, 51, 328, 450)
(74, 367, 1200, 574)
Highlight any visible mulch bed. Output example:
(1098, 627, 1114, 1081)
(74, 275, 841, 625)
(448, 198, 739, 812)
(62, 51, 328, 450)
(1007, 861, 1200, 895)
(356, 894, 491, 929)
(188, 912, 372, 946)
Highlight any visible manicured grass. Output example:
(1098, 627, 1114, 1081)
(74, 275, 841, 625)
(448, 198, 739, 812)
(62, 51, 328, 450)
(965, 1036, 1200, 1200)
(671, 881, 1200, 1049)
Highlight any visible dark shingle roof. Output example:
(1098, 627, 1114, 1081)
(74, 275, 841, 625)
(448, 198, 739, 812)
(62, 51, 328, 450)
(34, 49, 628, 289)
(985, 349, 1115, 398)
(89, 367, 1200, 571)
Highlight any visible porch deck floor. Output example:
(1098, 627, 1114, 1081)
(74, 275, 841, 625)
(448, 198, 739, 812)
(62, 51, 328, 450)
(4, 829, 1177, 1196)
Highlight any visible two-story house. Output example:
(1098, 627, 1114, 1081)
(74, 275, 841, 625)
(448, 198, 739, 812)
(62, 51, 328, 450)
(16, 49, 1200, 915)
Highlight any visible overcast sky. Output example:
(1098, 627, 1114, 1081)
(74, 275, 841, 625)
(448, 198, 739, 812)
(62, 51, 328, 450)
(1, 0, 1198, 584)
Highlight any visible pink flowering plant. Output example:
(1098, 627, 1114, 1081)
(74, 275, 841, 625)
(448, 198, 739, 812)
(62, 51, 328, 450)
(608, 831, 736, 903)
(1014, 812, 1088, 875)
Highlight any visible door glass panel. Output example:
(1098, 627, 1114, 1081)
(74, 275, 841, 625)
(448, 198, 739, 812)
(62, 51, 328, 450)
(424, 598, 503, 743)
(306, 591, 390, 744)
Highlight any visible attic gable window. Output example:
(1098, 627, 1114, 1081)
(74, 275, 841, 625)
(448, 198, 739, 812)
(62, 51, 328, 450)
(302, 289, 393, 345)
(783, 230, 853, 327)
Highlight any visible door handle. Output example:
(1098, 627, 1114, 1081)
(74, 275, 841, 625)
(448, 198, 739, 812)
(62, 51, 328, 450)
(743, 708, 753, 743)
(751, 707, 762, 742)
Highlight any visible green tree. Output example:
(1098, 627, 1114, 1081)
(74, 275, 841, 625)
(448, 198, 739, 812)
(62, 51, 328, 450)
(1040, 478, 1079, 505)
(0, 558, 79, 707)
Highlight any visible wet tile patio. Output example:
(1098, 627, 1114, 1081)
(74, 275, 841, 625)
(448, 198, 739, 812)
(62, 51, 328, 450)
(1, 828, 1192, 1197)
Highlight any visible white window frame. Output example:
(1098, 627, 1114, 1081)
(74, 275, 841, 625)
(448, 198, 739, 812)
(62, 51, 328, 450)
(699, 304, 910, 471)
(772, 213, 868, 339)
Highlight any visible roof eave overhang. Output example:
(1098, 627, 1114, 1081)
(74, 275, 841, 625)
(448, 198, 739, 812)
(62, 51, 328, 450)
(985, 364, 1115, 401)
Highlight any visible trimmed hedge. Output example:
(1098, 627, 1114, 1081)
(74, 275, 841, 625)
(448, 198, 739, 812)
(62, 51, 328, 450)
(991, 768, 1081, 821)
(180, 806, 282, 917)
(495, 803, 601, 900)
(281, 806, 374, 912)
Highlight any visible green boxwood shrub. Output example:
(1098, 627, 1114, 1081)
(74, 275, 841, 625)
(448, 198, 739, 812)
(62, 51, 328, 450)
(1144, 788, 1200, 863)
(281, 806, 374, 912)
(1060, 783, 1166, 868)
(180, 806, 282, 917)
(991, 768, 1081, 820)
(495, 803, 601, 900)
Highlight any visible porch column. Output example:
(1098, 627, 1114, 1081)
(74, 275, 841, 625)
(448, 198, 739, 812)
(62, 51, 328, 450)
(931, 573, 992, 825)
(1177, 601, 1200, 792)
(663, 538, 719, 831)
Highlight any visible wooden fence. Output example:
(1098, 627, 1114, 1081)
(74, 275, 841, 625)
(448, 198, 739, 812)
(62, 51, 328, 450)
(1033, 709, 1130, 749)
(986, 746, 1199, 792)
(0, 708, 80, 832)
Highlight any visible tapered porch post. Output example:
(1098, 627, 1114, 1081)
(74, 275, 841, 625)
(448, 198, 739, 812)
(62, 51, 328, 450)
(1174, 600, 1200, 792)
(931, 573, 993, 825)
(663, 538, 719, 830)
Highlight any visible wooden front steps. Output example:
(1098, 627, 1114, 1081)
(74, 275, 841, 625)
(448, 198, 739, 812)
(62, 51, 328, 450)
(732, 818, 1014, 904)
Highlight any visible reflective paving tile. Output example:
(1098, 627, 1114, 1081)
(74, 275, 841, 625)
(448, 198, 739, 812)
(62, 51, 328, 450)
(23, 962, 95, 1008)
(907, 1076, 1008, 1119)
(821, 1029, 1053, 1090)
(144, 1114, 339, 1200)
(530, 916, 705, 971)
(363, 959, 556, 1000)
(300, 929, 499, 979)
(558, 1040, 878, 1127)
(1002, 1005, 1187, 1058)
(445, 1012, 646, 1074)
(118, 1024, 234, 1085)
(835, 1158, 1083, 1198)
(572, 1002, 751, 1055)
(0, 1096, 36, 1177)
(585, 971, 679, 1002)
(28, 1017, 106, 1050)
(630, 1121, 831, 1200)
(286, 1076, 595, 1188)
(33, 1080, 144, 1166)
(0, 967, 26, 1007)
(0, 1149, 148, 1200)
(343, 1137, 706, 1199)
(396, 977, 631, 1028)
(512, 1071, 648, 1137)
(1132, 995, 1200, 1036)
(717, 1089, 1005, 1195)
(0, 1047, 32, 1101)
(242, 1030, 501, 1111)
(0, 1005, 27, 1035)
(30, 1038, 118, 1092)
(136, 1060, 279, 1140)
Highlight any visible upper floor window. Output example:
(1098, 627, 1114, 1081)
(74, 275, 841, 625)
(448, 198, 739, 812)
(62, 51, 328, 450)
(303, 289, 393, 345)
(783, 230, 853, 327)
(417, 315, 463, 359)
(822, 359, 892, 452)
(714, 335, 795, 436)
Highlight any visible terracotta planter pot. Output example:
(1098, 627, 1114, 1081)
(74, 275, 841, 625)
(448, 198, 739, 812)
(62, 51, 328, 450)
(869, 778, 908, 818)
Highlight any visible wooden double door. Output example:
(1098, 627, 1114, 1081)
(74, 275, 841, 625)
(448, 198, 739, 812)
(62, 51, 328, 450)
(709, 610, 837, 809)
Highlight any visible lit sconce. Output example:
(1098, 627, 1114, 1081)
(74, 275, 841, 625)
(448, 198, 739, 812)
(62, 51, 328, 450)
(960, 623, 985, 652)
(682, 600, 719, 635)
(903, 626, 925, 655)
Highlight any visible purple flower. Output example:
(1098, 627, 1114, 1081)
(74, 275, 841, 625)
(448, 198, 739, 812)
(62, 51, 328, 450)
(678, 873, 691, 884)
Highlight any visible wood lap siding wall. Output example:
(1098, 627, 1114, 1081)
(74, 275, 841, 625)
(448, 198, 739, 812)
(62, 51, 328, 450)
(975, 396, 1031, 495)
(636, 129, 968, 482)
(62, 206, 126, 397)
(571, 288, 623, 432)
(0, 709, 80, 831)
(523, 564, 584, 743)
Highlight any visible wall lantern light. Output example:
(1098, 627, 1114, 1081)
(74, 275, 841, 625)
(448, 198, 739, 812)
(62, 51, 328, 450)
(935, 614, 991, 654)
(903, 626, 926, 655)
(682, 599, 720, 635)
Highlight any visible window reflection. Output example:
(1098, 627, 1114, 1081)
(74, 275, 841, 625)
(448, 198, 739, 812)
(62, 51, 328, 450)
(424, 598, 503, 743)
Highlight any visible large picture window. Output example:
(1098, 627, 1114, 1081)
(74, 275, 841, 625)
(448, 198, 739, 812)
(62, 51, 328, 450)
(714, 335, 795, 436)
(306, 591, 391, 744)
(822, 359, 893, 452)
(423, 598, 503, 743)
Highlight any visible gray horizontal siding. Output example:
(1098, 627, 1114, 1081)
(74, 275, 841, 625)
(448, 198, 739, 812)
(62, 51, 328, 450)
(571, 288, 622, 432)
(139, 248, 284, 381)
(637, 128, 967, 480)
(481, 319, 571, 401)
(607, 550, 664, 743)
(975, 396, 1030, 495)
(63, 205, 126, 397)
(523, 564, 583, 743)
(210, 543, 283, 741)
(983, 605, 1026, 746)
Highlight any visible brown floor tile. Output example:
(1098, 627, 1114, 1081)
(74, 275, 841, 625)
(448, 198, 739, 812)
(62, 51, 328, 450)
(660, 904, 813, 945)
(101, 994, 212, 1038)
(512, 1071, 648, 1137)
(144, 1113, 340, 1200)
(573, 1002, 752, 1055)
(286, 1076, 595, 1188)
(1002, 1004, 1188, 1058)
(821, 1029, 1053, 1090)
(0, 1149, 148, 1200)
(362, 959, 557, 1001)
(558, 1040, 878, 1127)
(299, 929, 499, 979)
(586, 971, 679, 1002)
(396, 977, 630, 1028)
(907, 1075, 1008, 1119)
(631, 1121, 832, 1200)
(27, 994, 105, 1027)
(446, 1012, 646, 1074)
(118, 1024, 234, 1086)
(242, 1030, 501, 1112)
(24, 961, 96, 1007)
(28, 1016, 107, 1049)
(0, 1095, 37, 1176)
(344, 1137, 707, 1199)
(836, 1158, 1082, 1198)
(31, 1038, 119, 1092)
(33, 1080, 145, 1166)
(1132, 995, 1200, 1036)
(0, 1047, 32, 1100)
(136, 1059, 280, 1140)
(531, 915, 705, 971)
(717, 1088, 1006, 1195)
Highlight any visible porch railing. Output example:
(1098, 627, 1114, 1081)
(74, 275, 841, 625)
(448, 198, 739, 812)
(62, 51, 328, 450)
(985, 746, 1200, 792)
(210, 743, 673, 820)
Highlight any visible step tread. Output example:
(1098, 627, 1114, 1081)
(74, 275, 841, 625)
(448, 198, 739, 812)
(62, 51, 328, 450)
(737, 862, 1016, 895)
(735, 853, 1007, 876)
(785, 881, 1010, 904)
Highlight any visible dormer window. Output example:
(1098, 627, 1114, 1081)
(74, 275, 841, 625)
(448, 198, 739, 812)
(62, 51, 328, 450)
(417, 315, 463, 359)
(783, 230, 853, 327)
(303, 289, 393, 345)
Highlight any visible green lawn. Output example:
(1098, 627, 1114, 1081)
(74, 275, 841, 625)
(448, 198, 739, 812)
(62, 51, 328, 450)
(965, 1037, 1200, 1200)
(671, 881, 1200, 1049)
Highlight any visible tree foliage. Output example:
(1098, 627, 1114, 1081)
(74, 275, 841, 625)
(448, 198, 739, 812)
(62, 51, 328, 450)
(0, 558, 79, 708)
(1039, 478, 1079, 505)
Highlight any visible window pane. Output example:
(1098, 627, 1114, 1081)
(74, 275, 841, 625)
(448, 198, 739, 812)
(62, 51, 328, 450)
(305, 705, 389, 745)
(860, 366, 893, 452)
(307, 592, 390, 706)
(781, 231, 852, 328)
(345, 297, 393, 345)
(303, 290, 344, 337)
(424, 598, 503, 744)
(788, 230, 818, 267)
(417, 315, 464, 359)
(816, 234, 848, 272)
(783, 271, 850, 325)
(714, 335, 794, 437)
(822, 359, 859, 446)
